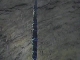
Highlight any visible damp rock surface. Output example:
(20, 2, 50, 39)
(0, 0, 80, 60)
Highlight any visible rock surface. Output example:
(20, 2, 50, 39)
(0, 0, 80, 60)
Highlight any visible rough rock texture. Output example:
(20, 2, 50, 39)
(0, 0, 80, 60)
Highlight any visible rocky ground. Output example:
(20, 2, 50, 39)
(0, 0, 80, 60)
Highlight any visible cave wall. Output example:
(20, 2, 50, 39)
(0, 0, 80, 60)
